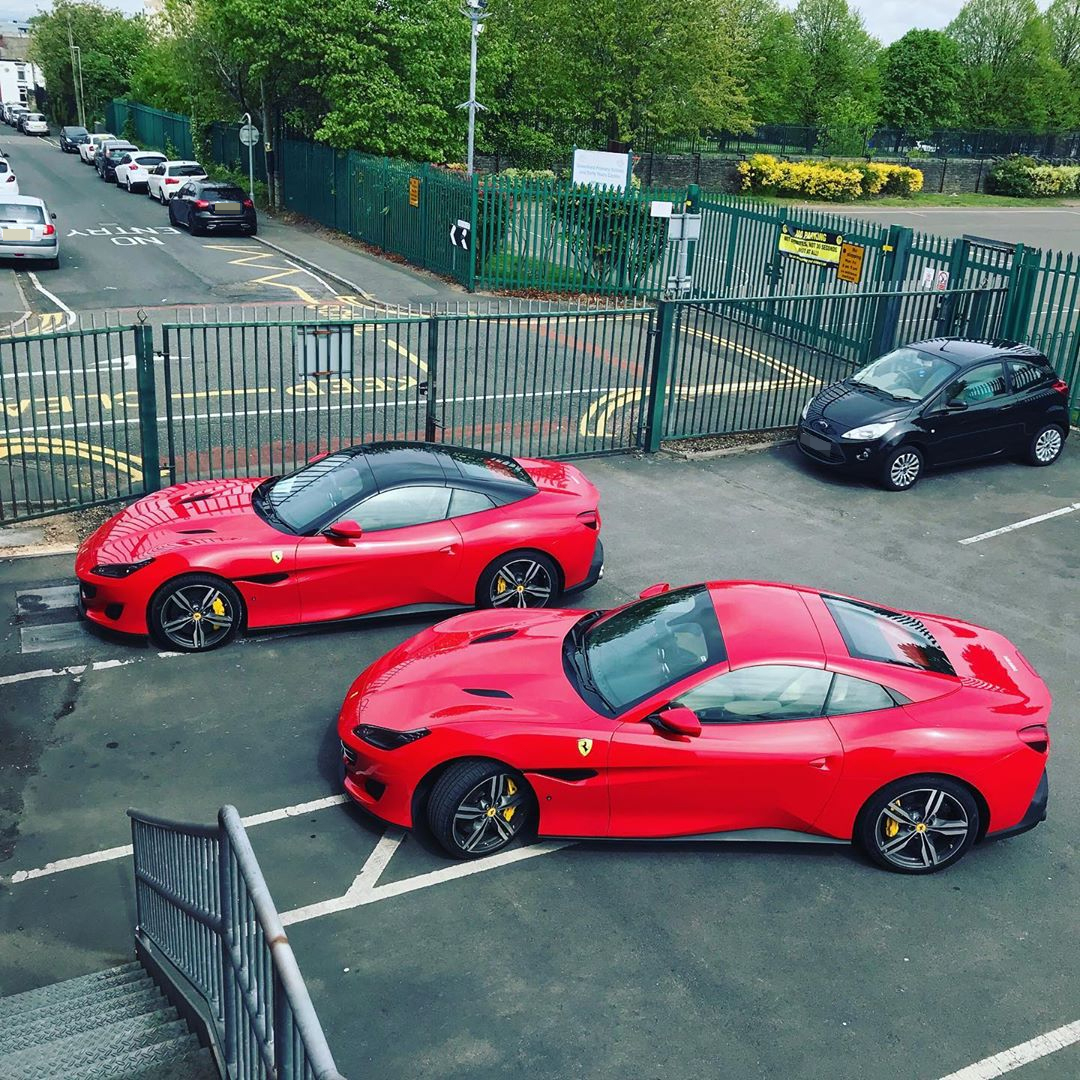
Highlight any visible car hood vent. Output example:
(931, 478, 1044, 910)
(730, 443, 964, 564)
(471, 629, 520, 644)
(178, 492, 217, 504)
(177, 528, 215, 534)
(463, 687, 513, 699)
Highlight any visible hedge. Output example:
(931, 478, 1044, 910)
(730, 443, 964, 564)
(987, 155, 1080, 197)
(737, 154, 923, 202)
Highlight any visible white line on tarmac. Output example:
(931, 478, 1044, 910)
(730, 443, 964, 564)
(938, 1018, 1080, 1079)
(0, 651, 183, 688)
(958, 502, 1080, 544)
(280, 837, 572, 925)
(6, 794, 350, 884)
(27, 271, 77, 329)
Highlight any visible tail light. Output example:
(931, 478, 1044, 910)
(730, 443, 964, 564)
(577, 510, 599, 530)
(43, 224, 55, 236)
(193, 199, 210, 209)
(164, 177, 179, 184)
(1052, 379, 1069, 397)
(4, 174, 13, 182)
(242, 198, 254, 208)
(1018, 724, 1049, 754)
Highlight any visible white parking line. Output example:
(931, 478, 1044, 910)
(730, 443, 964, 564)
(938, 1018, 1080, 1079)
(958, 502, 1080, 545)
(5, 794, 349, 884)
(0, 651, 183, 688)
(27, 271, 77, 329)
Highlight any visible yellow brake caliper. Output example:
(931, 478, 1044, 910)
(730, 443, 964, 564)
(503, 778, 517, 821)
(211, 597, 226, 617)
(496, 576, 508, 594)
(885, 801, 900, 838)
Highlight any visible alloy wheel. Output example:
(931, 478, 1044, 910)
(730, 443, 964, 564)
(1034, 427, 1062, 463)
(159, 583, 235, 650)
(452, 773, 527, 855)
(874, 787, 970, 870)
(489, 558, 553, 608)
(889, 451, 921, 488)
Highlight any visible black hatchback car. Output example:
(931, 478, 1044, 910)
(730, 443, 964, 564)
(59, 125, 90, 152)
(797, 338, 1071, 490)
(168, 180, 257, 236)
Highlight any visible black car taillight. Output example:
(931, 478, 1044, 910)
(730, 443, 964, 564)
(1018, 724, 1049, 754)
(577, 510, 599, 530)
(352, 725, 430, 750)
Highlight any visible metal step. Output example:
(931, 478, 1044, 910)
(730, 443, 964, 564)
(0, 985, 167, 1054)
(0, 1011, 187, 1079)
(0, 963, 145, 1018)
(91, 1039, 222, 1080)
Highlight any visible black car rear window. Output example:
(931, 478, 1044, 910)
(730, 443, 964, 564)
(441, 446, 535, 487)
(823, 595, 955, 676)
(203, 186, 245, 200)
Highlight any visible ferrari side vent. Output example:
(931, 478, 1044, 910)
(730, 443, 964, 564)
(471, 629, 519, 644)
(463, 688, 512, 699)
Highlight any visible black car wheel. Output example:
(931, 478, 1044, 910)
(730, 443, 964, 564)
(168, 203, 179, 227)
(880, 446, 923, 491)
(477, 550, 558, 609)
(148, 574, 243, 652)
(1027, 424, 1064, 467)
(427, 760, 534, 859)
(857, 776, 979, 875)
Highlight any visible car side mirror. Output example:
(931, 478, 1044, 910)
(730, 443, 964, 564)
(648, 706, 702, 738)
(639, 583, 671, 600)
(50, 212, 56, 220)
(945, 399, 968, 411)
(326, 519, 363, 540)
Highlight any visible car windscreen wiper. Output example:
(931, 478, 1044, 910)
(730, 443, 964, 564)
(252, 480, 294, 532)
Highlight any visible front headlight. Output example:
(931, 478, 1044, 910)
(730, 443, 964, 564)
(352, 725, 431, 751)
(91, 558, 155, 578)
(841, 421, 897, 441)
(800, 399, 813, 420)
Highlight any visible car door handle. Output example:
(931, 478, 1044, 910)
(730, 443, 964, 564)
(439, 544, 458, 555)
(808, 757, 835, 771)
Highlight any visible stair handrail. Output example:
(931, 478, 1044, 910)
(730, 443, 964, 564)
(128, 804, 346, 1080)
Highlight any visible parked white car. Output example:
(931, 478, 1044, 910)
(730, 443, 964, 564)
(22, 112, 48, 136)
(0, 195, 59, 268)
(0, 158, 19, 196)
(146, 160, 208, 202)
(80, 132, 116, 164)
(115, 151, 167, 192)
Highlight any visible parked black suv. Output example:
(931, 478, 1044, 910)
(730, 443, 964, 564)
(797, 338, 1071, 490)
(59, 125, 90, 152)
(168, 180, 257, 236)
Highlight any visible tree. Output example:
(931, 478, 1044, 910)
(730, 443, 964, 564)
(28, 1, 149, 125)
(742, 3, 804, 125)
(816, 92, 877, 155)
(878, 31, 962, 134)
(1046, 0, 1080, 69)
(790, 0, 880, 126)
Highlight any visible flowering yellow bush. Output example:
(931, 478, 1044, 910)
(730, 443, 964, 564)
(737, 154, 923, 201)
(1028, 164, 1080, 196)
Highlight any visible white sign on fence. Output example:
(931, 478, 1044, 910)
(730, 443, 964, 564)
(572, 149, 632, 191)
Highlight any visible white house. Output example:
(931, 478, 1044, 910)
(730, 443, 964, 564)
(0, 58, 43, 108)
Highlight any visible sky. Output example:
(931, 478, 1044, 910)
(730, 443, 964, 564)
(0, 0, 1049, 46)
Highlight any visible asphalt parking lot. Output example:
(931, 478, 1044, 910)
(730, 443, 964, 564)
(2, 440, 1079, 1079)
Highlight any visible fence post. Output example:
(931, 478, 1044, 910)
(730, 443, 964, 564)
(1001, 245, 1040, 340)
(134, 322, 161, 494)
(425, 316, 440, 442)
(869, 224, 913, 359)
(217, 822, 238, 1076)
(468, 172, 480, 292)
(642, 300, 676, 453)
(685, 183, 701, 284)
(936, 237, 971, 336)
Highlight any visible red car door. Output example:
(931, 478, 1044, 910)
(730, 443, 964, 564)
(607, 664, 845, 838)
(293, 485, 464, 621)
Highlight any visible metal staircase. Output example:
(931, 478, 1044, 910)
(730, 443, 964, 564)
(0, 962, 219, 1080)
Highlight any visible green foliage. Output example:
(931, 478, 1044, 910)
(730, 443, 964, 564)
(879, 31, 962, 133)
(121, 114, 137, 142)
(498, 168, 557, 181)
(815, 93, 878, 156)
(984, 154, 1080, 195)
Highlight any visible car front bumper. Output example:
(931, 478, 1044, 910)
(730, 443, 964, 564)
(339, 739, 418, 829)
(77, 575, 153, 636)
(796, 423, 899, 474)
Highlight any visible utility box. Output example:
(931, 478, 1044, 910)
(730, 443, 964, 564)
(297, 325, 352, 375)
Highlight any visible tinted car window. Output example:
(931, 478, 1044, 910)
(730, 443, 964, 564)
(1008, 360, 1052, 392)
(449, 488, 495, 517)
(352, 486, 451, 531)
(203, 186, 246, 201)
(0, 203, 44, 224)
(263, 452, 376, 532)
(825, 674, 896, 715)
(0, 161, 8, 173)
(677, 665, 833, 723)
(944, 362, 1008, 405)
(171, 163, 206, 176)
(584, 586, 726, 712)
(823, 595, 955, 676)
(442, 446, 535, 487)
(135, 155, 165, 167)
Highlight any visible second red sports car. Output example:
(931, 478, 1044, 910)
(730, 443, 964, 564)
(76, 442, 603, 651)
(338, 580, 1050, 874)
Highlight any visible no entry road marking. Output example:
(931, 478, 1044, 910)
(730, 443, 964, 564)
(938, 1018, 1080, 1079)
(958, 502, 1080, 545)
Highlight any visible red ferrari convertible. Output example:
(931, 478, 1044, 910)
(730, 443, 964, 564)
(338, 581, 1050, 874)
(76, 442, 603, 651)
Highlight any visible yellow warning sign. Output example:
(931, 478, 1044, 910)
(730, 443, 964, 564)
(837, 242, 866, 284)
(778, 224, 843, 266)
(408, 177, 420, 208)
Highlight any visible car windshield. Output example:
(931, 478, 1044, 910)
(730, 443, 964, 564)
(823, 595, 956, 676)
(67, 127, 88, 136)
(0, 203, 43, 224)
(849, 347, 957, 402)
(578, 585, 727, 711)
(257, 452, 375, 533)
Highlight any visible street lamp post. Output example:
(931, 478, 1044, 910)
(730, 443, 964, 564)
(458, 0, 488, 176)
(73, 46, 86, 130)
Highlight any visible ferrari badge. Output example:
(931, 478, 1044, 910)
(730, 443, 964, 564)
(271, 550, 283, 564)
(577, 738, 593, 757)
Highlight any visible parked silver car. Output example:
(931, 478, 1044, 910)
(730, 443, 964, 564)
(0, 195, 59, 268)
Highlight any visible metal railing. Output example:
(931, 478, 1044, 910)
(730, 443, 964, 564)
(129, 805, 345, 1080)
